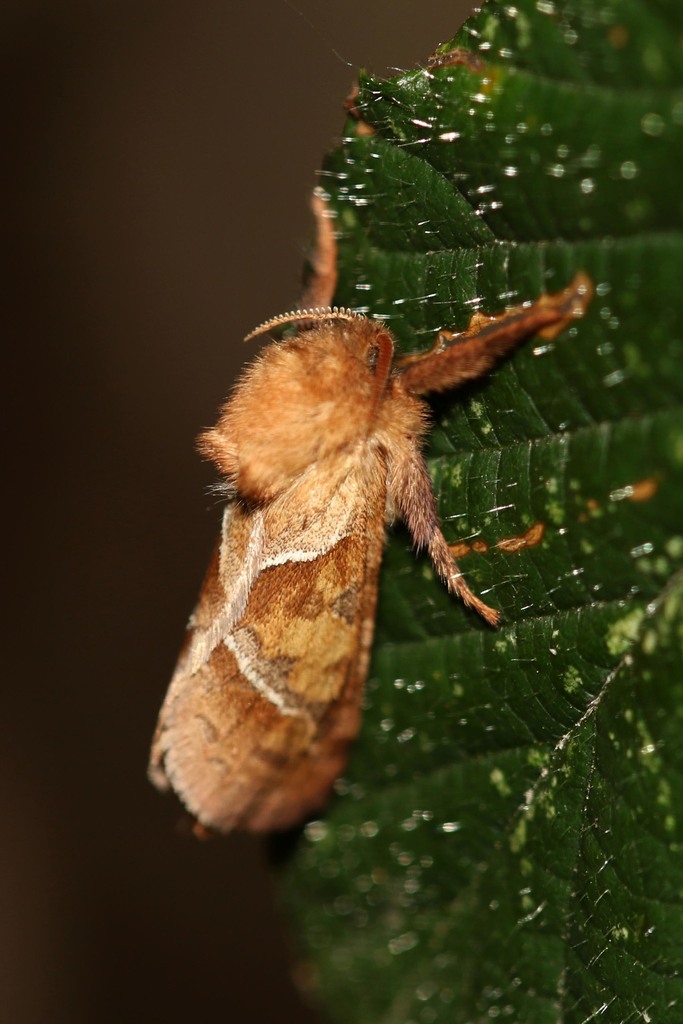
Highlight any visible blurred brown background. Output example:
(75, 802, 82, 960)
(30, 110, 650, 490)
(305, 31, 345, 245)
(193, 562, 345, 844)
(4, 2, 474, 1021)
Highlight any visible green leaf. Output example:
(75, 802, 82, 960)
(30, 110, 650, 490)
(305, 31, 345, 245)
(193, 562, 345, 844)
(281, 2, 683, 1021)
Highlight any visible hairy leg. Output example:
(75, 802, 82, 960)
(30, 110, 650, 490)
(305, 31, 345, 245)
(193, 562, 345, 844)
(397, 273, 592, 396)
(387, 440, 500, 626)
(300, 186, 338, 310)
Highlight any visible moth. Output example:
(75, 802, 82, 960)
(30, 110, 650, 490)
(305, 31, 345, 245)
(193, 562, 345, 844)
(149, 192, 592, 833)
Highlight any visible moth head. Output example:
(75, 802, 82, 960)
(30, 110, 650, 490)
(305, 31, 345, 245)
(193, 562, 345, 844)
(199, 309, 398, 501)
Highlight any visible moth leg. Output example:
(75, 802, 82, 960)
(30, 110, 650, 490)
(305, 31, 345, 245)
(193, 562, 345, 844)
(343, 84, 376, 137)
(300, 186, 338, 309)
(426, 47, 485, 72)
(388, 442, 500, 626)
(397, 272, 593, 396)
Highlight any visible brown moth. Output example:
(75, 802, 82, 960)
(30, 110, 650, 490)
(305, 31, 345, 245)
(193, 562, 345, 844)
(149, 192, 592, 833)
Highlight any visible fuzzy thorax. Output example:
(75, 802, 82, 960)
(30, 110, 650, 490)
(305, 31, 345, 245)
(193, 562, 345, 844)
(199, 318, 426, 503)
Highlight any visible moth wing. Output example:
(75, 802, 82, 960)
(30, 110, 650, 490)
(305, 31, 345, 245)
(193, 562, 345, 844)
(149, 455, 387, 832)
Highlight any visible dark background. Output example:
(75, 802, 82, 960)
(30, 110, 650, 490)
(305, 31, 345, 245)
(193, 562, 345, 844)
(5, 2, 474, 1021)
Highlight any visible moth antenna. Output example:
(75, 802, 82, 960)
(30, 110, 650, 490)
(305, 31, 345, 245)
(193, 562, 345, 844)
(243, 306, 365, 342)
